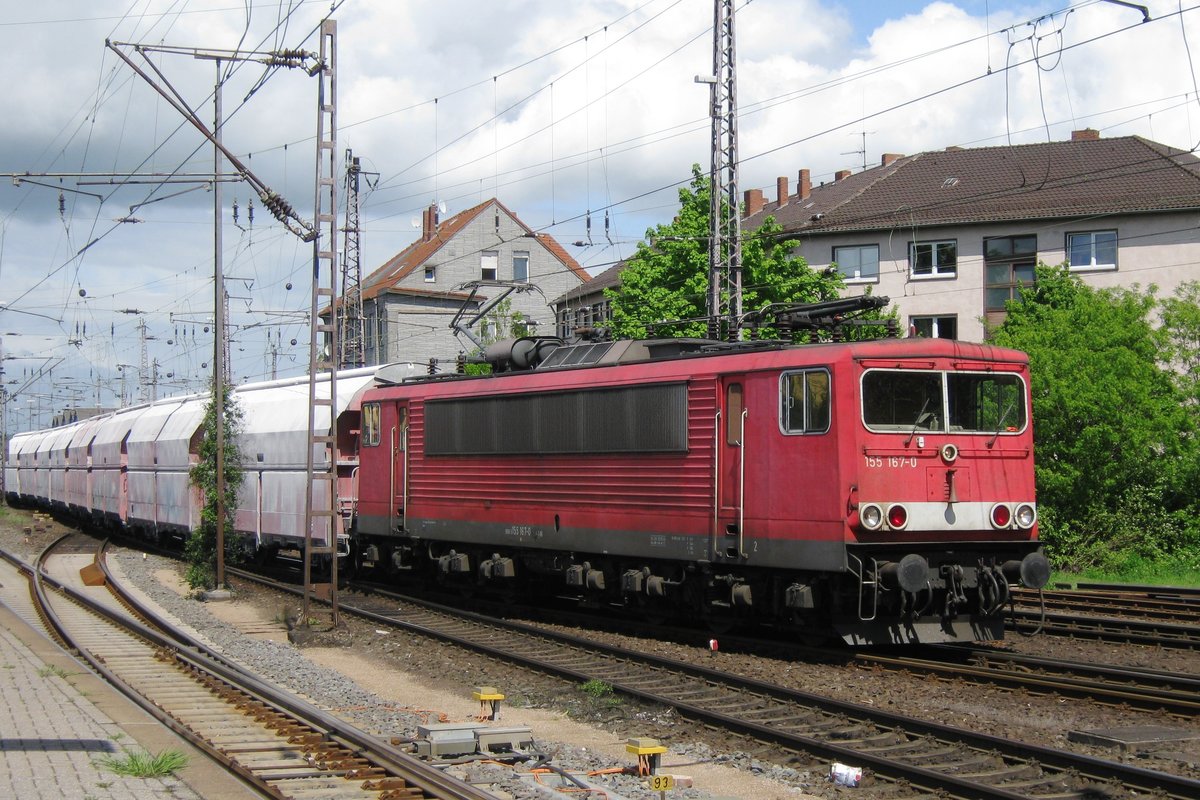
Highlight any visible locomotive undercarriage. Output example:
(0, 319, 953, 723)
(353, 532, 1049, 645)
(833, 546, 1051, 645)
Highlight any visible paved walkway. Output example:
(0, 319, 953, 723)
(0, 600, 256, 800)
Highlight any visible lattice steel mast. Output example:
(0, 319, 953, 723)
(338, 149, 370, 369)
(700, 0, 742, 341)
(302, 19, 340, 625)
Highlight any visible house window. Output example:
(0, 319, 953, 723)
(910, 315, 957, 339)
(833, 244, 879, 282)
(780, 369, 831, 434)
(513, 251, 529, 282)
(558, 309, 575, 339)
(1067, 230, 1116, 271)
(984, 235, 1037, 325)
(481, 251, 498, 281)
(909, 240, 957, 278)
(597, 300, 611, 325)
(424, 265, 436, 283)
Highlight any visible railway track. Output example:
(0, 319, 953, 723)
(0, 537, 492, 800)
(852, 645, 1200, 719)
(1007, 606, 1200, 648)
(220, 566, 1200, 800)
(1013, 587, 1200, 624)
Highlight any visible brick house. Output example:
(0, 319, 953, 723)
(357, 199, 588, 366)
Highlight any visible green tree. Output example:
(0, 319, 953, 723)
(606, 165, 846, 339)
(1160, 280, 1200, 413)
(989, 265, 1199, 573)
(185, 380, 244, 590)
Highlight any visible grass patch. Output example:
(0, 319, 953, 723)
(580, 679, 613, 698)
(579, 679, 622, 708)
(37, 665, 70, 679)
(1051, 567, 1200, 588)
(97, 749, 188, 778)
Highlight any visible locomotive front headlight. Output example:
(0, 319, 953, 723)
(886, 504, 909, 530)
(990, 503, 1012, 529)
(1014, 503, 1037, 529)
(860, 503, 883, 530)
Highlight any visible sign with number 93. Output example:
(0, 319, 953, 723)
(649, 774, 675, 791)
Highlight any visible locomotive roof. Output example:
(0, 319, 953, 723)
(375, 335, 1028, 393)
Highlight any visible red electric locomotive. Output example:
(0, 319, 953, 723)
(353, 306, 1049, 645)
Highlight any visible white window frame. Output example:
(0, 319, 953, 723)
(909, 239, 957, 279)
(1067, 230, 1117, 272)
(833, 244, 879, 284)
(512, 251, 529, 282)
(424, 265, 436, 283)
(909, 314, 957, 339)
(481, 250, 499, 281)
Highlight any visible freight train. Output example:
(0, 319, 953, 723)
(5, 303, 1050, 645)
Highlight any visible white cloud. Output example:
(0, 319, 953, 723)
(1, 0, 1198, 420)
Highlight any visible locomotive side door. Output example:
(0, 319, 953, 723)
(389, 404, 408, 532)
(716, 377, 749, 560)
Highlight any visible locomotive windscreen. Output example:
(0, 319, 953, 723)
(424, 383, 689, 455)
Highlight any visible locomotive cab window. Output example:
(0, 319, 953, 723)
(781, 369, 830, 434)
(362, 402, 381, 447)
(862, 370, 1027, 435)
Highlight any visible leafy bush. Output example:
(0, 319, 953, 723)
(991, 266, 1200, 585)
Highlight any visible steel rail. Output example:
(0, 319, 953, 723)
(1013, 588, 1200, 621)
(852, 646, 1200, 718)
(1007, 607, 1200, 648)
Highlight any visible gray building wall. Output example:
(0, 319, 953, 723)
(364, 201, 584, 366)
(795, 210, 1200, 341)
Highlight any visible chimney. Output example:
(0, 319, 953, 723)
(881, 153, 903, 167)
(776, 176, 789, 208)
(798, 169, 812, 200)
(1071, 128, 1100, 141)
(422, 203, 439, 241)
(744, 188, 765, 216)
(835, 169, 852, 181)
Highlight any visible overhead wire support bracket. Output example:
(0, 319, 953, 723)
(106, 40, 318, 242)
(449, 280, 543, 351)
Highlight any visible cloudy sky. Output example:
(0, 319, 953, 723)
(1, 0, 1196, 427)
